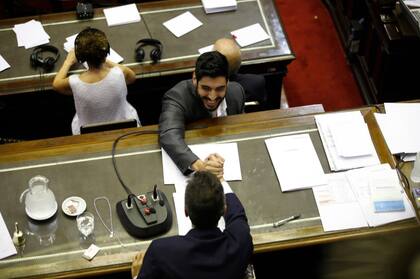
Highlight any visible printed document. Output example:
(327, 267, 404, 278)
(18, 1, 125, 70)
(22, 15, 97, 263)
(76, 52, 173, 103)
(315, 111, 380, 171)
(0, 212, 17, 259)
(265, 134, 327, 192)
(163, 11, 203, 37)
(313, 173, 368, 232)
(201, 0, 237, 14)
(346, 164, 415, 227)
(162, 142, 242, 185)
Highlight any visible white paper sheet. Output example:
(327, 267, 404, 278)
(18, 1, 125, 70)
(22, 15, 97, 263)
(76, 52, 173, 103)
(330, 122, 373, 157)
(163, 11, 203, 37)
(162, 142, 242, 185)
(265, 134, 327, 192)
(103, 4, 141, 27)
(13, 20, 50, 49)
(315, 111, 380, 171)
(346, 165, 415, 227)
(198, 44, 214, 54)
(0, 55, 11, 72)
(313, 173, 368, 232)
(380, 102, 420, 154)
(0, 212, 17, 259)
(231, 23, 270, 47)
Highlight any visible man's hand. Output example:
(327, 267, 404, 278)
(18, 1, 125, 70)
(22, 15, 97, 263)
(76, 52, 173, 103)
(131, 251, 144, 279)
(191, 154, 225, 180)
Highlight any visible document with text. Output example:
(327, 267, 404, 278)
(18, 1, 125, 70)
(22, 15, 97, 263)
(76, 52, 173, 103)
(265, 134, 327, 192)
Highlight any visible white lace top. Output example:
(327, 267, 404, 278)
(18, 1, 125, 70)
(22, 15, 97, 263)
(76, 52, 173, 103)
(69, 66, 140, 134)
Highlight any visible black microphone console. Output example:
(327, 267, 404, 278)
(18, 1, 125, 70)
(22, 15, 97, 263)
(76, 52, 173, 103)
(116, 186, 172, 238)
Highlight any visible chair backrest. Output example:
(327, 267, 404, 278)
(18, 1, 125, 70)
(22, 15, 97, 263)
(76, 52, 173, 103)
(80, 119, 137, 134)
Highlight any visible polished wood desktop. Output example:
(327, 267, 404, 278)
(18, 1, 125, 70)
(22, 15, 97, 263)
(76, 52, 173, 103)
(0, 105, 418, 279)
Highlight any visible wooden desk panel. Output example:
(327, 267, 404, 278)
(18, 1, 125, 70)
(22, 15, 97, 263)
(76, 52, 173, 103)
(0, 107, 418, 278)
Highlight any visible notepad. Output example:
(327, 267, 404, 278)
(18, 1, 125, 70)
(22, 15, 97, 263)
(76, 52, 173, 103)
(103, 4, 141, 27)
(163, 11, 203, 37)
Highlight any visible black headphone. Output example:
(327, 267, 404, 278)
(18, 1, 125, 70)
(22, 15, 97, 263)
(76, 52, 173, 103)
(135, 38, 162, 63)
(30, 45, 60, 72)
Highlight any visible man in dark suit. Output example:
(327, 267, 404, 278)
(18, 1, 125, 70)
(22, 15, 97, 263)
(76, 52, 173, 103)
(132, 170, 253, 279)
(213, 38, 267, 109)
(159, 51, 245, 175)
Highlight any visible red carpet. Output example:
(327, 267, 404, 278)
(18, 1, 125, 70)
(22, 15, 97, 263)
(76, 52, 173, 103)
(275, 0, 364, 111)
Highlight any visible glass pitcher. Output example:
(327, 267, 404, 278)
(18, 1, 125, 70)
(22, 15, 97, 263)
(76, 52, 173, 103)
(20, 175, 57, 220)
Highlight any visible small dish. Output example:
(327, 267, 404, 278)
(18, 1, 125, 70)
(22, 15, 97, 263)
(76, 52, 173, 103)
(62, 196, 86, 217)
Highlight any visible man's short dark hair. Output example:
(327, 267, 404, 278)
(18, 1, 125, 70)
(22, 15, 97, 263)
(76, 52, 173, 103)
(195, 51, 229, 82)
(75, 27, 110, 68)
(185, 171, 225, 229)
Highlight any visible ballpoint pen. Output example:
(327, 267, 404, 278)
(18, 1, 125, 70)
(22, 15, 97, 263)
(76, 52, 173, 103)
(273, 214, 301, 228)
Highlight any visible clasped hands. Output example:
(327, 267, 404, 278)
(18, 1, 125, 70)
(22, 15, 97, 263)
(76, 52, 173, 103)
(191, 153, 225, 180)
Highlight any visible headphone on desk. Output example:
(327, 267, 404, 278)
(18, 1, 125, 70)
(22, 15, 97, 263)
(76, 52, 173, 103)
(135, 38, 162, 63)
(30, 45, 60, 72)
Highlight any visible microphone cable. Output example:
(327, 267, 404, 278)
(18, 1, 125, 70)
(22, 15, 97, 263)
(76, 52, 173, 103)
(111, 129, 159, 198)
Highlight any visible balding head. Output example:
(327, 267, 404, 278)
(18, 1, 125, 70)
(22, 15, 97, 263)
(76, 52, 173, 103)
(213, 38, 241, 76)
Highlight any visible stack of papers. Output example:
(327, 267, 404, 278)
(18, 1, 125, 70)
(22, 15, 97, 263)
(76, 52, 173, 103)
(231, 23, 270, 47)
(63, 33, 124, 65)
(13, 20, 50, 49)
(374, 102, 420, 160)
(0, 55, 11, 73)
(103, 4, 141, 27)
(201, 0, 237, 14)
(265, 134, 327, 192)
(315, 111, 380, 171)
(313, 164, 415, 232)
(163, 11, 203, 38)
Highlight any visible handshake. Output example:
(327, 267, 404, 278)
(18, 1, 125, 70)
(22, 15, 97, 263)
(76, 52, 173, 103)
(191, 153, 225, 181)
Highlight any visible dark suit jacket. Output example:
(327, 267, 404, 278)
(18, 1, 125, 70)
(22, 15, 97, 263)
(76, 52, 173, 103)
(231, 73, 267, 105)
(159, 80, 245, 174)
(137, 193, 253, 279)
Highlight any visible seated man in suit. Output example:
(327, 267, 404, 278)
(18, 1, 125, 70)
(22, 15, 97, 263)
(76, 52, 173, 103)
(132, 170, 253, 279)
(159, 51, 245, 175)
(213, 38, 267, 109)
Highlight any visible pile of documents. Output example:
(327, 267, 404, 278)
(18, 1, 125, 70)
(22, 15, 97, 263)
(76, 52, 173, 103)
(315, 111, 380, 171)
(313, 164, 415, 232)
(374, 102, 420, 161)
(265, 134, 327, 192)
(103, 4, 141, 27)
(13, 20, 50, 49)
(201, 0, 237, 14)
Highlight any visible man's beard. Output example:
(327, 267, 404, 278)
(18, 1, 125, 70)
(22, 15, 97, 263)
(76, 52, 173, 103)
(195, 86, 225, 112)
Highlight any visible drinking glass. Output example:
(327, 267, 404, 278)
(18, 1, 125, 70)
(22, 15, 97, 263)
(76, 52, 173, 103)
(76, 212, 94, 239)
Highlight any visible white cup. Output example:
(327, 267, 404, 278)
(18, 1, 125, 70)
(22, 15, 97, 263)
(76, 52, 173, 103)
(411, 152, 420, 183)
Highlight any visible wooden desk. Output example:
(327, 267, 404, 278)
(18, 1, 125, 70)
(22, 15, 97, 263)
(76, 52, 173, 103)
(0, 105, 418, 278)
(0, 0, 294, 139)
